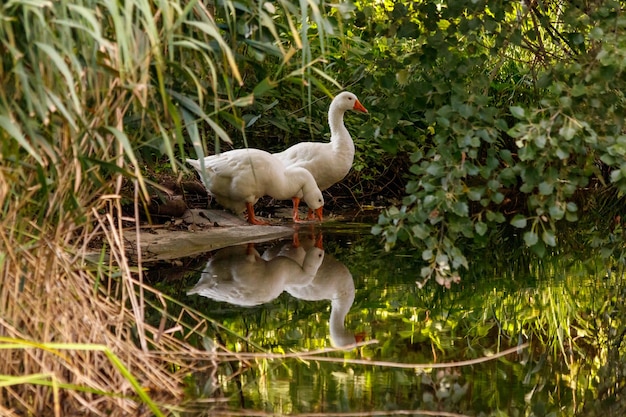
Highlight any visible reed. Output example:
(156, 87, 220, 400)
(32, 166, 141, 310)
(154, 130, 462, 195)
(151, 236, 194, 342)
(0, 0, 337, 414)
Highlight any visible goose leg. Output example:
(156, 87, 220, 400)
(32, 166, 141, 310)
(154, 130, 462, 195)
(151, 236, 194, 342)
(292, 197, 302, 222)
(314, 232, 323, 249)
(295, 200, 322, 223)
(246, 202, 268, 225)
(292, 232, 301, 248)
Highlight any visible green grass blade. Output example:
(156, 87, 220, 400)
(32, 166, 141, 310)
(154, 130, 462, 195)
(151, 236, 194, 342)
(0, 337, 165, 416)
(0, 115, 45, 166)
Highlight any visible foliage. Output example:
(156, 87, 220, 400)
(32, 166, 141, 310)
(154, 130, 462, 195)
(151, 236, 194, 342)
(364, 0, 626, 280)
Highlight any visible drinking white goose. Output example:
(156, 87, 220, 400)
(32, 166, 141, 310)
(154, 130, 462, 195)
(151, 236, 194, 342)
(187, 242, 324, 306)
(187, 148, 324, 225)
(273, 91, 368, 219)
(263, 233, 364, 348)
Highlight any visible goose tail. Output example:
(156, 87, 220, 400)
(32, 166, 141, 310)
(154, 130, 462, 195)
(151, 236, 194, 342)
(186, 158, 202, 171)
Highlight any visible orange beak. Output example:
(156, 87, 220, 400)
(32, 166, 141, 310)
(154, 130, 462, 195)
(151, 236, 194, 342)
(314, 206, 323, 222)
(353, 99, 368, 113)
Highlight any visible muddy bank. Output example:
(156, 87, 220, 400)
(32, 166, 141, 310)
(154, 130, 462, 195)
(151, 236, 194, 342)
(122, 209, 298, 263)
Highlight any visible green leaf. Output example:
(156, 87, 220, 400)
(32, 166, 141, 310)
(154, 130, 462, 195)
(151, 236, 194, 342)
(590, 27, 604, 40)
(450, 246, 468, 269)
(233, 94, 254, 107)
(518, 146, 536, 161)
(531, 240, 547, 258)
(542, 229, 557, 247)
(426, 163, 444, 176)
(571, 84, 586, 97)
(104, 127, 148, 199)
(387, 206, 400, 216)
(475, 221, 487, 236)
(610, 169, 621, 183)
(35, 43, 82, 114)
(252, 77, 277, 97)
(486, 210, 506, 223)
(181, 108, 204, 162)
(509, 106, 525, 119)
(556, 147, 570, 160)
(510, 215, 527, 228)
(524, 231, 539, 246)
(451, 201, 469, 217)
(435, 253, 449, 267)
(411, 224, 430, 239)
(0, 116, 45, 166)
(420, 266, 432, 278)
(169, 90, 232, 144)
(467, 189, 483, 201)
(538, 182, 554, 195)
(559, 125, 577, 140)
(186, 20, 242, 84)
(396, 69, 410, 84)
(549, 204, 565, 220)
(534, 135, 546, 148)
(491, 192, 504, 204)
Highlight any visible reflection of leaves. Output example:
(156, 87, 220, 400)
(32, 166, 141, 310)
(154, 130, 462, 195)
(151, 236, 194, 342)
(524, 231, 539, 246)
(146, 226, 626, 416)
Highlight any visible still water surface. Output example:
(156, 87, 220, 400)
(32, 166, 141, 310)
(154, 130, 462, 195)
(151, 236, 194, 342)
(152, 222, 625, 416)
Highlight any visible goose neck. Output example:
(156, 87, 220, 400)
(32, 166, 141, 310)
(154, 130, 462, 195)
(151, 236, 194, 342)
(328, 104, 349, 141)
(329, 294, 356, 347)
(277, 168, 309, 199)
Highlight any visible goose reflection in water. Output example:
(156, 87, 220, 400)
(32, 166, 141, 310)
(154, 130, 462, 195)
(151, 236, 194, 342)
(187, 240, 324, 306)
(187, 233, 362, 348)
(262, 233, 363, 348)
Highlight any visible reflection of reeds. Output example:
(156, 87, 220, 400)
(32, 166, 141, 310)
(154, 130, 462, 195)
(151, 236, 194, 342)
(204, 341, 527, 368)
(0, 0, 335, 414)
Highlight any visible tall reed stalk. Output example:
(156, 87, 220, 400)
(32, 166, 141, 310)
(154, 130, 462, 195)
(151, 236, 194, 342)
(0, 0, 335, 414)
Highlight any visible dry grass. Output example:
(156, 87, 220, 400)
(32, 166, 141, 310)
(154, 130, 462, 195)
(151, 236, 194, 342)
(0, 174, 211, 415)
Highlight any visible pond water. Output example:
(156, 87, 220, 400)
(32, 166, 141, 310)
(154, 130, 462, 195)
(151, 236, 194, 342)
(148, 221, 626, 416)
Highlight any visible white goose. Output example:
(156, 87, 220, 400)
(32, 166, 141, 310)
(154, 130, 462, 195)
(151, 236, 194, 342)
(263, 234, 364, 348)
(274, 92, 368, 219)
(187, 148, 324, 225)
(187, 242, 324, 306)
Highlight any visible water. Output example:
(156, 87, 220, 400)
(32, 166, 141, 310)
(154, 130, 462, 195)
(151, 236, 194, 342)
(148, 222, 626, 416)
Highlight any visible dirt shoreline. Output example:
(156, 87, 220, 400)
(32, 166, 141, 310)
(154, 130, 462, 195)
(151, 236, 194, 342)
(121, 209, 299, 263)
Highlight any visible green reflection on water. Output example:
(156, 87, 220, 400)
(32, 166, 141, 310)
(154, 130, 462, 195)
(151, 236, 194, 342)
(149, 223, 626, 416)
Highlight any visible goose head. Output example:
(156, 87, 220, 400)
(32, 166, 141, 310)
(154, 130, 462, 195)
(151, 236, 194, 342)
(289, 166, 324, 221)
(331, 92, 368, 115)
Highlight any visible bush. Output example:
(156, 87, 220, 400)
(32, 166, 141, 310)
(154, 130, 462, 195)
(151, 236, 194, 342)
(354, 0, 626, 281)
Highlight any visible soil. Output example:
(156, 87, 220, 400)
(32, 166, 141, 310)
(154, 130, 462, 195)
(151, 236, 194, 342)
(124, 208, 296, 263)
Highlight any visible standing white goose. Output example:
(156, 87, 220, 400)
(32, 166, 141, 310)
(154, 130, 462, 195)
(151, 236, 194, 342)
(274, 92, 368, 219)
(187, 148, 324, 225)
